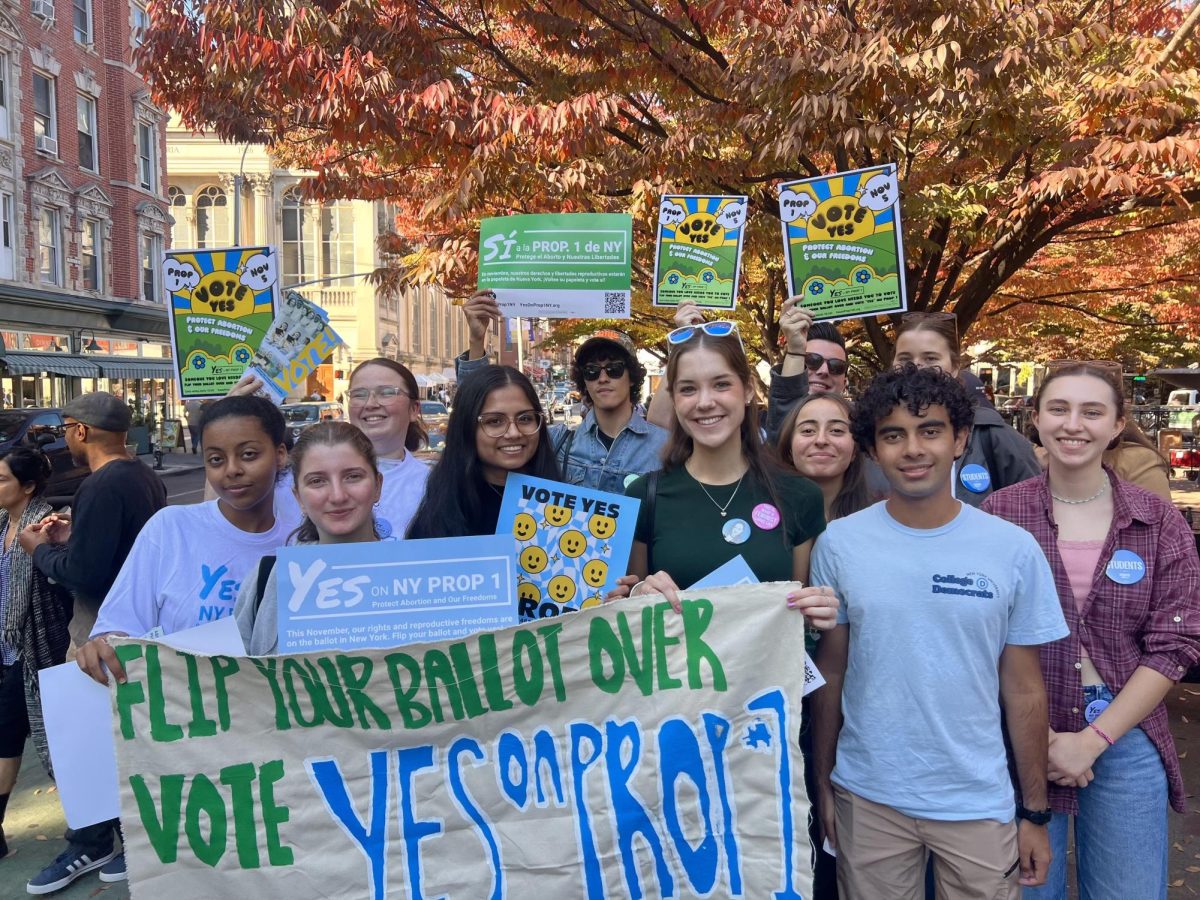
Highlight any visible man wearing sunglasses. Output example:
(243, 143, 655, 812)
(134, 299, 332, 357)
(764, 296, 851, 440)
(455, 291, 668, 493)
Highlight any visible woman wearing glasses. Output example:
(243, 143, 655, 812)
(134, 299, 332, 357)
(406, 365, 561, 538)
(894, 312, 1040, 507)
(982, 362, 1200, 900)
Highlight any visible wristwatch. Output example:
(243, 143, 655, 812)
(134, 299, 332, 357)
(1015, 804, 1053, 826)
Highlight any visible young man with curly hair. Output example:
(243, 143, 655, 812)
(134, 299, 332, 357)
(809, 365, 1068, 900)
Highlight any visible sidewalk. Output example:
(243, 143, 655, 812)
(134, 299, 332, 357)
(134, 449, 204, 478)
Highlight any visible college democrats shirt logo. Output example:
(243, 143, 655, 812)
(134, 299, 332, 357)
(1105, 549, 1146, 585)
(931, 571, 996, 599)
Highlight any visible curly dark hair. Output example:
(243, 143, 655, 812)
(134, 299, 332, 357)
(851, 363, 975, 452)
(571, 342, 646, 407)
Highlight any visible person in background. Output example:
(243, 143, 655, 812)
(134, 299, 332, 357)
(407, 365, 560, 538)
(184, 399, 204, 454)
(456, 291, 668, 493)
(777, 392, 875, 524)
(983, 362, 1200, 900)
(893, 311, 1040, 507)
(0, 450, 71, 862)
(235, 421, 383, 655)
(20, 393, 165, 894)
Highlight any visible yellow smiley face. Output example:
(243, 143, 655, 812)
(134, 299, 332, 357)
(544, 504, 573, 527)
(547, 574, 577, 605)
(581, 593, 603, 610)
(559, 529, 587, 558)
(517, 581, 541, 604)
(513, 512, 538, 542)
(588, 514, 616, 540)
(582, 559, 608, 588)
(519, 546, 548, 575)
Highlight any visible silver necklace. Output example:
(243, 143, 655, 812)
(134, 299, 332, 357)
(1050, 480, 1108, 505)
(696, 472, 746, 518)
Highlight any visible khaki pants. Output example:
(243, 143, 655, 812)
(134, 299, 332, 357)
(834, 785, 1020, 900)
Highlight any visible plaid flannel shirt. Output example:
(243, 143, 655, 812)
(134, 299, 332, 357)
(983, 468, 1200, 814)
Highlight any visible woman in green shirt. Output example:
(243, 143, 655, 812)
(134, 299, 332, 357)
(621, 322, 838, 629)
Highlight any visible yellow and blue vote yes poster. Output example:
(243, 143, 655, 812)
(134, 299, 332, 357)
(163, 246, 278, 398)
(496, 474, 639, 621)
(777, 164, 908, 323)
(652, 195, 748, 310)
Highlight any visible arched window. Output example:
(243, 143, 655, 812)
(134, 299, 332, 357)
(168, 185, 185, 207)
(167, 186, 186, 247)
(194, 185, 228, 249)
(281, 186, 316, 287)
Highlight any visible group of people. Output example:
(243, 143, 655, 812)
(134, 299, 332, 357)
(0, 289, 1193, 900)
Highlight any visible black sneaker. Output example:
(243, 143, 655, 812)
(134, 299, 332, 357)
(26, 844, 115, 895)
(98, 852, 126, 883)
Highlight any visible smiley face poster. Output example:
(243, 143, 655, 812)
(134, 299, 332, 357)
(496, 474, 640, 622)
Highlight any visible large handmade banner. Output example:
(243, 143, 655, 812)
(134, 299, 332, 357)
(111, 585, 812, 899)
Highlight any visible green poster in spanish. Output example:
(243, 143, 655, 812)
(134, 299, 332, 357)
(652, 195, 748, 309)
(777, 164, 908, 323)
(477, 213, 632, 319)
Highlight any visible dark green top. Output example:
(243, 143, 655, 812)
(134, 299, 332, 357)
(627, 466, 826, 587)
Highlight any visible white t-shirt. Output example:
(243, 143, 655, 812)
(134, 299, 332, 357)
(273, 450, 430, 540)
(92, 500, 296, 638)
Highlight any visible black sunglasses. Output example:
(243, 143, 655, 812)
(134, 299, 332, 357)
(582, 361, 627, 381)
(805, 352, 848, 377)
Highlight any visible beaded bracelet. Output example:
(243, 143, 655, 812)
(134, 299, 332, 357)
(1088, 722, 1114, 746)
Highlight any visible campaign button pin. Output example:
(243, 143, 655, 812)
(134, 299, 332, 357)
(624, 473, 639, 489)
(1105, 549, 1146, 585)
(1084, 699, 1109, 723)
(752, 503, 781, 530)
(722, 518, 751, 545)
(959, 463, 991, 494)
(375, 515, 394, 539)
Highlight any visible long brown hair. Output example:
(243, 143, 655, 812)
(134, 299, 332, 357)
(290, 421, 381, 543)
(349, 358, 428, 451)
(895, 312, 961, 371)
(777, 393, 871, 520)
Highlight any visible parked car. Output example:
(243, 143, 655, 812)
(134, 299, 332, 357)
(0, 408, 91, 505)
(279, 401, 345, 444)
(420, 400, 450, 450)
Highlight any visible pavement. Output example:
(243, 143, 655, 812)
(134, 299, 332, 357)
(133, 449, 204, 477)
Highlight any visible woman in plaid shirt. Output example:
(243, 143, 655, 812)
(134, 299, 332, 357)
(983, 362, 1200, 900)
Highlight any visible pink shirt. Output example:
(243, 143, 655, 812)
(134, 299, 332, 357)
(1058, 539, 1105, 661)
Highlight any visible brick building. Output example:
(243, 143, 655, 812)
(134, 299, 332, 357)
(0, 0, 174, 414)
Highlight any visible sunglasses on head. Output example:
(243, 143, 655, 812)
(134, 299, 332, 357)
(667, 320, 742, 347)
(582, 361, 627, 381)
(1044, 359, 1122, 374)
(804, 352, 849, 377)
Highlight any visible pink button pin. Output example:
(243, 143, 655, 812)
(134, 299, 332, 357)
(752, 503, 781, 530)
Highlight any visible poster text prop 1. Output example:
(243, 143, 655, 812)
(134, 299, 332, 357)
(778, 164, 908, 323)
(477, 213, 633, 318)
(496, 474, 638, 621)
(652, 195, 748, 310)
(164, 246, 279, 398)
(246, 290, 343, 404)
(112, 585, 813, 898)
(276, 536, 516, 654)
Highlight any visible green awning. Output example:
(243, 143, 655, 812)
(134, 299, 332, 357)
(1, 352, 101, 377)
(94, 357, 177, 379)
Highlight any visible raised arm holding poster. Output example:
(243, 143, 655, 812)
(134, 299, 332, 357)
(652, 195, 748, 310)
(495, 474, 639, 620)
(164, 246, 279, 398)
(777, 164, 908, 323)
(477, 213, 633, 318)
(110, 585, 813, 899)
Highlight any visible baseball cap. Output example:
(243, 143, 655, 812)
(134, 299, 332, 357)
(576, 330, 636, 364)
(62, 392, 132, 432)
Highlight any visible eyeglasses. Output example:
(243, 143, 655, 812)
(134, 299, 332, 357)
(582, 361, 627, 381)
(804, 352, 849, 377)
(477, 411, 543, 437)
(347, 386, 411, 405)
(63, 421, 86, 435)
(667, 320, 743, 348)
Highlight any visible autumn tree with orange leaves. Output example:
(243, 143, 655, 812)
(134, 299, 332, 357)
(141, 0, 1200, 370)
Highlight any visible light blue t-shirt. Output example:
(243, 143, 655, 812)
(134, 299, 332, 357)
(811, 501, 1067, 822)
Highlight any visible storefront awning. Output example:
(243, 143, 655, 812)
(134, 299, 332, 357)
(94, 357, 177, 379)
(1, 352, 101, 377)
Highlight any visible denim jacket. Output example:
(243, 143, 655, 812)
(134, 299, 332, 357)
(550, 409, 668, 494)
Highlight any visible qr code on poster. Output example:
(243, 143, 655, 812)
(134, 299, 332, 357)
(604, 292, 627, 315)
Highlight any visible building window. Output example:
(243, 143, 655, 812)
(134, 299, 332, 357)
(168, 185, 185, 246)
(72, 0, 93, 45)
(39, 208, 62, 286)
(136, 121, 155, 191)
(141, 233, 161, 302)
(0, 193, 12, 279)
(133, 3, 149, 47)
(429, 297, 438, 357)
(412, 291, 422, 351)
(33, 73, 57, 155)
(194, 185, 228, 248)
(0, 55, 10, 141)
(320, 202, 355, 277)
(81, 219, 101, 291)
(281, 187, 316, 286)
(77, 94, 98, 172)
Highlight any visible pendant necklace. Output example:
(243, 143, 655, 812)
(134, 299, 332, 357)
(696, 471, 746, 518)
(1050, 480, 1107, 505)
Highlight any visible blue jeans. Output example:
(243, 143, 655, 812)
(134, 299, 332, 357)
(1024, 686, 1168, 900)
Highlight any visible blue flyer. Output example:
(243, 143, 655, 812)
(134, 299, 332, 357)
(688, 555, 757, 590)
(495, 474, 640, 621)
(276, 535, 516, 654)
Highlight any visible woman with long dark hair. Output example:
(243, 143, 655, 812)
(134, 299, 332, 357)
(407, 365, 560, 539)
(777, 393, 874, 522)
